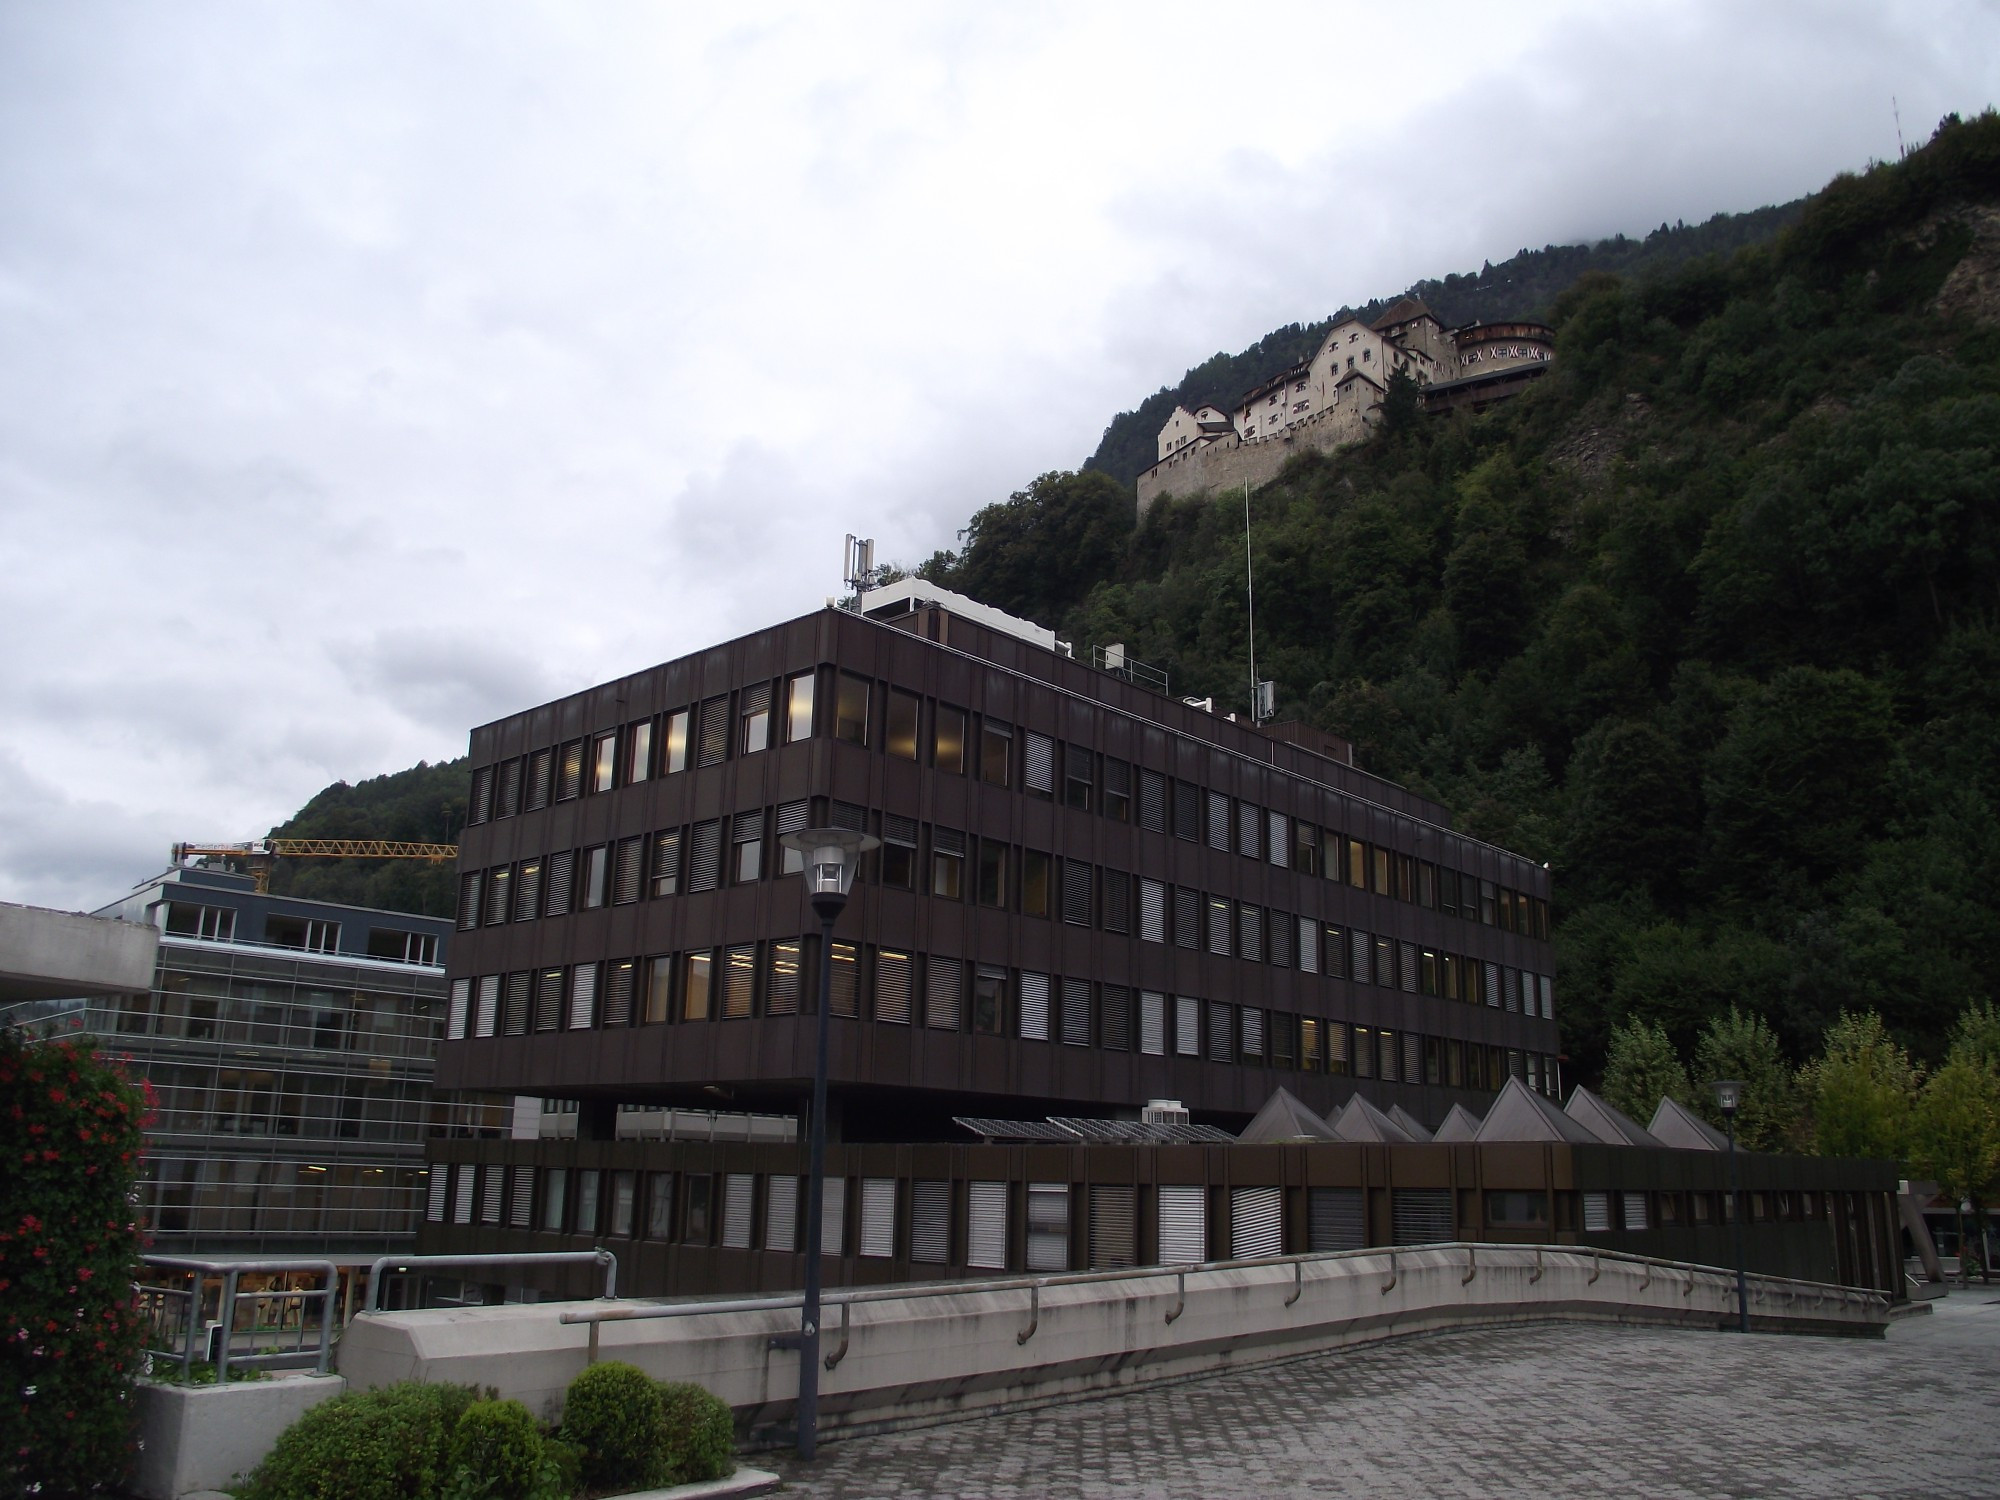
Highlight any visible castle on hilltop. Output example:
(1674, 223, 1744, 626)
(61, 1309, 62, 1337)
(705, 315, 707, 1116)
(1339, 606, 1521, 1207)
(1137, 298, 1554, 513)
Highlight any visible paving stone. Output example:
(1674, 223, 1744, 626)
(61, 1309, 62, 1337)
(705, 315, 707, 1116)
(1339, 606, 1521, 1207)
(767, 1294, 2000, 1498)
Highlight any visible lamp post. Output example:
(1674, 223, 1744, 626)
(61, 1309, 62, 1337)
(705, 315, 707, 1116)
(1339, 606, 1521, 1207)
(776, 827, 877, 1461)
(1711, 1078, 1749, 1333)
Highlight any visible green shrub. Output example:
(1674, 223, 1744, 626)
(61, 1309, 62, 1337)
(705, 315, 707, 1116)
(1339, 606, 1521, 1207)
(656, 1381, 734, 1485)
(444, 1398, 545, 1500)
(0, 1033, 149, 1499)
(237, 1381, 478, 1500)
(559, 1361, 663, 1491)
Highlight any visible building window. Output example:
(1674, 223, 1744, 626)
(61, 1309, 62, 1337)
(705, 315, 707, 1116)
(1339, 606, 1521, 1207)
(1379, 1028, 1399, 1082)
(1236, 802, 1261, 860)
(687, 821, 721, 893)
(876, 950, 913, 1024)
(683, 1175, 713, 1244)
(1061, 978, 1091, 1047)
(571, 965, 603, 1030)
(680, 951, 713, 1021)
(1241, 1005, 1264, 1059)
(697, 696, 730, 767)
(1206, 897, 1232, 956)
(496, 759, 522, 818)
(733, 812, 764, 884)
(268, 915, 339, 953)
(663, 709, 690, 773)
(534, 969, 563, 1032)
(926, 959, 960, 1030)
(165, 903, 235, 943)
(469, 766, 493, 824)
(1064, 745, 1092, 811)
(1206, 791, 1230, 851)
(1061, 861, 1092, 926)
(723, 945, 756, 1018)
(1026, 1183, 1068, 1272)
(972, 965, 1005, 1034)
(835, 674, 871, 746)
(976, 840, 1008, 908)
(785, 672, 816, 742)
(932, 829, 965, 899)
(1354, 1025, 1374, 1079)
(614, 836, 644, 903)
(1297, 916, 1318, 973)
(1139, 991, 1166, 1055)
(740, 683, 772, 755)
(886, 689, 920, 760)
(1021, 850, 1051, 918)
(1102, 758, 1131, 822)
(1139, 769, 1167, 832)
(1102, 870, 1131, 934)
(604, 960, 635, 1027)
(557, 741, 584, 801)
(1239, 905, 1263, 962)
(767, 941, 803, 1017)
(1206, 1001, 1234, 1063)
(1018, 971, 1050, 1041)
(626, 721, 653, 784)
(880, 814, 917, 890)
(1139, 879, 1166, 942)
(543, 1169, 568, 1233)
(578, 846, 608, 909)
(1175, 995, 1200, 1056)
(1301, 1016, 1322, 1071)
(980, 718, 1012, 785)
(643, 956, 673, 1024)
(1024, 732, 1055, 799)
(829, 941, 859, 1018)
(1174, 887, 1200, 949)
(591, 732, 617, 793)
(652, 831, 681, 897)
(934, 705, 967, 773)
(777, 799, 809, 875)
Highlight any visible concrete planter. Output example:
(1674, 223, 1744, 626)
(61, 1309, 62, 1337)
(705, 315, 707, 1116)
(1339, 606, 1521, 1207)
(128, 1371, 347, 1500)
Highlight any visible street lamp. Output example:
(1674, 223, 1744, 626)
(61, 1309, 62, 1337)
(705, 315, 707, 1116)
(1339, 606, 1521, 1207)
(1711, 1078, 1750, 1333)
(776, 827, 878, 1460)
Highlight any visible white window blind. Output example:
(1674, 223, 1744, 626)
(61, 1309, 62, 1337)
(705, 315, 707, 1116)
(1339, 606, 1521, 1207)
(1267, 809, 1289, 866)
(568, 963, 598, 1030)
(475, 975, 500, 1037)
(480, 1165, 504, 1224)
(1351, 930, 1371, 983)
(1207, 1002, 1234, 1063)
(534, 969, 563, 1033)
(968, 1181, 1008, 1270)
(1230, 1186, 1282, 1259)
(543, 850, 574, 916)
(926, 958, 960, 1030)
(1540, 974, 1554, 1020)
(1158, 1185, 1206, 1265)
(1175, 995, 1201, 1056)
(503, 972, 531, 1036)
(1400, 941, 1419, 994)
(1240, 905, 1263, 962)
(911, 1179, 950, 1264)
(820, 1175, 847, 1257)
(1139, 879, 1166, 942)
(509, 1167, 534, 1229)
(1237, 802, 1261, 860)
(1024, 732, 1055, 794)
(1138, 769, 1167, 831)
(876, 950, 912, 1024)
(722, 1173, 756, 1249)
(1403, 1032, 1421, 1085)
(446, 978, 470, 1040)
(1019, 971, 1050, 1042)
(1139, 991, 1167, 1056)
(1623, 1193, 1650, 1231)
(860, 1177, 896, 1258)
(1584, 1192, 1612, 1232)
(765, 1175, 799, 1253)
(453, 1165, 476, 1225)
(1485, 960, 1501, 1008)
(426, 1169, 449, 1222)
(1298, 917, 1319, 974)
(1241, 1006, 1264, 1059)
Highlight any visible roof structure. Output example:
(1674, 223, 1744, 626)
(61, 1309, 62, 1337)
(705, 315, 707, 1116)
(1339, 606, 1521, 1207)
(1240, 1087, 1343, 1143)
(1565, 1086, 1663, 1147)
(1472, 1078, 1604, 1145)
(1432, 1103, 1484, 1142)
(1370, 296, 1437, 330)
(1648, 1098, 1732, 1151)
(1328, 1093, 1418, 1144)
(1387, 1104, 1434, 1142)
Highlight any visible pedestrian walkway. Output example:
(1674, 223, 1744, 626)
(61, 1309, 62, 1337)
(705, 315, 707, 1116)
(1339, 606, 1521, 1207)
(771, 1293, 2000, 1498)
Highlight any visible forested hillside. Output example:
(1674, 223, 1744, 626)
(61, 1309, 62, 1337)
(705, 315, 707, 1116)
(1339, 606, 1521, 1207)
(1084, 202, 1805, 488)
(259, 759, 468, 918)
(929, 112, 2000, 1084)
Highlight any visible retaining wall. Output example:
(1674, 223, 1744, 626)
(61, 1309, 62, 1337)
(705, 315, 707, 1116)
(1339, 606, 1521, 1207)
(128, 1372, 347, 1500)
(336, 1245, 1887, 1445)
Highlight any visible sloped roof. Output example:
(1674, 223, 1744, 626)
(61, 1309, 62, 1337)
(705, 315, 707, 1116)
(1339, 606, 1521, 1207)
(1328, 1093, 1418, 1144)
(1472, 1078, 1604, 1145)
(1648, 1097, 1732, 1151)
(1564, 1087, 1662, 1147)
(1240, 1087, 1342, 1143)
(1432, 1103, 1484, 1142)
(1388, 1104, 1434, 1142)
(1370, 296, 1438, 331)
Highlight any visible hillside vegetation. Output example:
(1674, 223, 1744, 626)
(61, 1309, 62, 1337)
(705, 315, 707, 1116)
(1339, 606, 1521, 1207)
(1084, 200, 1805, 487)
(927, 111, 2000, 1082)
(260, 759, 468, 918)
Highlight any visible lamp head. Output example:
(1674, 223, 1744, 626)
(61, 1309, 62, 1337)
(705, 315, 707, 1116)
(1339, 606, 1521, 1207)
(778, 827, 880, 920)
(1710, 1078, 1744, 1118)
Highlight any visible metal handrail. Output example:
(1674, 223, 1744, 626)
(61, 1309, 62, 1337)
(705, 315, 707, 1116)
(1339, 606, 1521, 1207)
(137, 1256, 340, 1380)
(362, 1249, 618, 1312)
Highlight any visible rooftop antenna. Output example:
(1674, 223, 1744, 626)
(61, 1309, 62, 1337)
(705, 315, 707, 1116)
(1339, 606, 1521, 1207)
(1893, 97, 1907, 160)
(843, 534, 877, 606)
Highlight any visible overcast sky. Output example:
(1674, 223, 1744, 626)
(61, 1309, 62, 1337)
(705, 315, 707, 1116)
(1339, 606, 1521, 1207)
(2, 1, 1996, 911)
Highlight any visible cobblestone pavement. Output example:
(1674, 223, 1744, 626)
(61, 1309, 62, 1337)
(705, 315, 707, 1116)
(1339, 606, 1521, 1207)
(767, 1294, 2000, 1499)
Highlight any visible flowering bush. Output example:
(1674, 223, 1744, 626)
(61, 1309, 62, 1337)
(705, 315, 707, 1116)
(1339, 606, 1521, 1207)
(0, 1031, 150, 1498)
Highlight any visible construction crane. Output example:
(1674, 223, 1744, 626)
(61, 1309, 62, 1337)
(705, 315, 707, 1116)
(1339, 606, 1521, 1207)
(170, 839, 460, 894)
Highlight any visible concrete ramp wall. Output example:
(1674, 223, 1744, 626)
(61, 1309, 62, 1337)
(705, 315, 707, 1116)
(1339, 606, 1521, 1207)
(337, 1245, 1888, 1444)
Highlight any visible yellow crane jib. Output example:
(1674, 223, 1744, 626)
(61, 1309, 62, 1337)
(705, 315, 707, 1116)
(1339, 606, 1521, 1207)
(170, 839, 460, 893)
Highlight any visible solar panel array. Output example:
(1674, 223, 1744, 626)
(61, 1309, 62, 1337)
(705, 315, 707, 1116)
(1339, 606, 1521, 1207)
(953, 1115, 1237, 1145)
(952, 1117, 1080, 1143)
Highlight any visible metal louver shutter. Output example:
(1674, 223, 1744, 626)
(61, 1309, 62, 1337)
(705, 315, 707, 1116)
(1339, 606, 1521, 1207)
(484, 868, 510, 925)
(1207, 1001, 1234, 1062)
(535, 969, 563, 1032)
(721, 1172, 755, 1249)
(1062, 860, 1091, 926)
(820, 1175, 846, 1256)
(768, 942, 802, 1017)
(1392, 1189, 1453, 1246)
(514, 859, 542, 921)
(875, 950, 912, 1024)
(446, 979, 470, 1040)
(1400, 941, 1419, 993)
(474, 976, 500, 1037)
(527, 748, 552, 810)
(1268, 809, 1289, 866)
(509, 1167, 534, 1228)
(1207, 897, 1232, 955)
(1240, 904, 1263, 962)
(453, 1164, 476, 1224)
(1100, 984, 1130, 1050)
(1584, 1192, 1612, 1232)
(1309, 1188, 1365, 1251)
(1019, 971, 1049, 1041)
(1540, 974, 1554, 1020)
(1139, 879, 1166, 942)
(1024, 732, 1055, 794)
(1174, 887, 1200, 948)
(926, 958, 960, 1029)
(1379, 1029, 1398, 1082)
(614, 837, 643, 904)
(1139, 991, 1167, 1055)
(830, 800, 867, 833)
(468, 766, 493, 825)
(1403, 1031, 1421, 1085)
(651, 831, 681, 896)
(480, 1165, 504, 1224)
(1351, 930, 1371, 983)
(456, 871, 482, 930)
(1623, 1193, 1650, 1231)
(723, 944, 757, 1018)
(1139, 769, 1167, 831)
(1089, 1184, 1137, 1269)
(698, 696, 730, 766)
(1240, 1006, 1264, 1058)
(1485, 960, 1501, 1007)
(568, 963, 599, 1029)
(1158, 1185, 1207, 1265)
(1173, 781, 1199, 841)
(557, 741, 583, 800)
(1175, 995, 1200, 1056)
(1231, 1186, 1282, 1259)
(1207, 790, 1230, 850)
(543, 850, 574, 916)
(967, 1181, 1008, 1269)
(1238, 803, 1261, 860)
(765, 1175, 799, 1252)
(1062, 978, 1091, 1046)
(426, 1169, 449, 1222)
(603, 961, 635, 1027)
(688, 821, 721, 892)
(1026, 1182, 1068, 1271)
(497, 759, 521, 817)
(859, 1177, 896, 1258)
(1298, 917, 1319, 973)
(503, 972, 531, 1035)
(1105, 864, 1132, 931)
(911, 1179, 950, 1264)
(777, 799, 809, 872)
(1268, 910, 1290, 967)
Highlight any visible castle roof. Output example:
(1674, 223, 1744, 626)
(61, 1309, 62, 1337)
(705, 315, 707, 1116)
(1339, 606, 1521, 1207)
(1371, 296, 1438, 331)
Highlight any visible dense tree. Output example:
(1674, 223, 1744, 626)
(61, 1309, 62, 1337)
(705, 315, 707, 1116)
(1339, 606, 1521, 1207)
(1692, 1008, 1801, 1151)
(1908, 1059, 2000, 1280)
(927, 469, 1135, 628)
(1600, 1018, 1692, 1124)
(1804, 1012, 1920, 1160)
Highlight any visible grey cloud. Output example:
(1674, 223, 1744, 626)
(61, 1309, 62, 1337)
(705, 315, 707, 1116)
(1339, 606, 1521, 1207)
(338, 628, 569, 739)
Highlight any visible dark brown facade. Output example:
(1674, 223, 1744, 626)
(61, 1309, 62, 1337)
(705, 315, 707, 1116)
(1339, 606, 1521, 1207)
(438, 598, 1560, 1139)
(417, 1135, 1902, 1302)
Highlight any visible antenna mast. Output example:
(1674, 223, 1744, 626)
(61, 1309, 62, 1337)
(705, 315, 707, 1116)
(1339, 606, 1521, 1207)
(1893, 96, 1907, 160)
